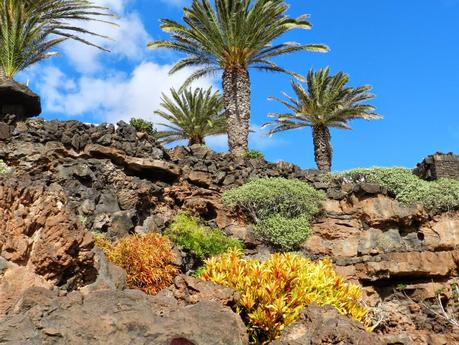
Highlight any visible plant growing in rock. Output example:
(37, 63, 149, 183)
(166, 212, 242, 263)
(222, 177, 324, 250)
(154, 87, 227, 146)
(245, 150, 264, 159)
(200, 250, 369, 344)
(334, 167, 459, 212)
(148, 0, 328, 156)
(94, 233, 179, 295)
(263, 67, 382, 171)
(254, 214, 311, 251)
(0, 160, 8, 174)
(129, 118, 158, 137)
(223, 177, 324, 221)
(0, 0, 113, 78)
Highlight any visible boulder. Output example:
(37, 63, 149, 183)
(0, 288, 249, 345)
(270, 303, 383, 345)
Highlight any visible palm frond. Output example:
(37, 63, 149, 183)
(148, 0, 328, 78)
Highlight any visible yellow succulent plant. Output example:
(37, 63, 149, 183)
(200, 249, 368, 344)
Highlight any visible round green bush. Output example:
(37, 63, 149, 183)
(255, 214, 311, 251)
(222, 177, 325, 221)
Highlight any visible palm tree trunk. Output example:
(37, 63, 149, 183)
(312, 126, 333, 172)
(188, 135, 204, 146)
(223, 66, 250, 156)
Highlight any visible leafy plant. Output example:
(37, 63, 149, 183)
(0, 160, 8, 174)
(166, 212, 242, 262)
(334, 167, 459, 212)
(129, 118, 158, 137)
(254, 214, 311, 251)
(263, 67, 382, 171)
(222, 177, 325, 222)
(148, 0, 328, 155)
(155, 87, 227, 146)
(200, 250, 369, 344)
(94, 233, 179, 295)
(245, 150, 264, 159)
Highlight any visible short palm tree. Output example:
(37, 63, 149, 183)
(263, 67, 382, 172)
(148, 0, 328, 156)
(0, 0, 113, 79)
(155, 87, 227, 146)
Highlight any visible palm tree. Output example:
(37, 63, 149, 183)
(148, 0, 328, 156)
(155, 87, 227, 146)
(0, 0, 113, 79)
(263, 67, 382, 172)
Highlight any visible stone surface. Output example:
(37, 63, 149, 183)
(270, 303, 383, 345)
(0, 288, 249, 345)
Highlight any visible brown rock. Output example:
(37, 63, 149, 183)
(0, 179, 95, 286)
(0, 288, 249, 345)
(270, 303, 383, 345)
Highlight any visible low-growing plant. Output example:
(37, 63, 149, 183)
(245, 150, 264, 159)
(0, 160, 8, 174)
(129, 118, 158, 137)
(166, 212, 242, 262)
(200, 250, 369, 344)
(254, 214, 311, 251)
(222, 177, 325, 222)
(334, 167, 459, 212)
(94, 233, 179, 295)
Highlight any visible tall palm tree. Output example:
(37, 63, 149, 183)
(0, 0, 113, 79)
(148, 0, 328, 156)
(263, 67, 382, 172)
(155, 87, 227, 146)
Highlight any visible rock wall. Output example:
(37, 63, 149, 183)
(1, 119, 459, 344)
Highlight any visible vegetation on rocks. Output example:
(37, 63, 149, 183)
(223, 177, 324, 250)
(129, 118, 157, 137)
(166, 212, 243, 262)
(334, 167, 459, 212)
(244, 150, 264, 159)
(94, 233, 179, 295)
(222, 177, 324, 221)
(0, 160, 8, 174)
(200, 250, 368, 344)
(254, 214, 311, 251)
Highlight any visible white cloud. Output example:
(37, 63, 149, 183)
(36, 62, 216, 124)
(61, 0, 150, 73)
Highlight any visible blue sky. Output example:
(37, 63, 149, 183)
(18, 0, 459, 171)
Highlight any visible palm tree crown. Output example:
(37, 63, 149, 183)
(0, 0, 113, 78)
(264, 67, 382, 171)
(148, 0, 327, 86)
(148, 0, 328, 155)
(155, 87, 227, 146)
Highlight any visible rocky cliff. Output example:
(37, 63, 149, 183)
(0, 119, 458, 345)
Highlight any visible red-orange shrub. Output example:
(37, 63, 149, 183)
(95, 233, 179, 295)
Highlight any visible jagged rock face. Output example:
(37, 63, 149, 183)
(0, 177, 96, 317)
(0, 287, 249, 345)
(304, 194, 459, 344)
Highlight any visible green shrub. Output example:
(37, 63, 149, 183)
(255, 214, 311, 251)
(334, 167, 459, 212)
(129, 118, 157, 137)
(166, 212, 242, 262)
(244, 150, 264, 159)
(222, 177, 325, 221)
(0, 160, 8, 174)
